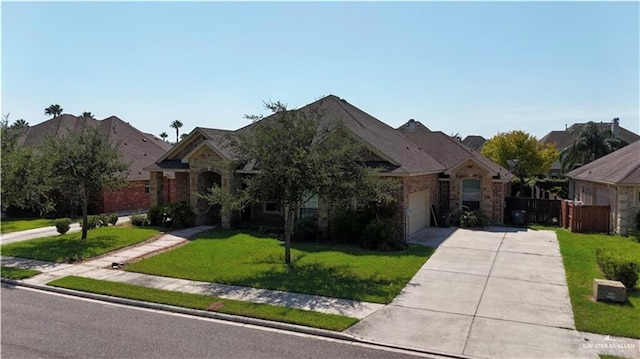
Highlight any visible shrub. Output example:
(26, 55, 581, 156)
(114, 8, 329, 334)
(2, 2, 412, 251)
(328, 208, 367, 245)
(147, 205, 165, 226)
(55, 218, 72, 235)
(596, 248, 640, 289)
(164, 202, 195, 228)
(457, 207, 489, 228)
(293, 217, 320, 242)
(98, 213, 110, 227)
(360, 218, 405, 251)
(130, 213, 149, 227)
(79, 215, 100, 230)
(108, 213, 119, 226)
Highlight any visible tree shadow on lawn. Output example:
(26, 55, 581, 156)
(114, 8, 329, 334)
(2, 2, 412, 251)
(2, 235, 118, 263)
(230, 261, 404, 303)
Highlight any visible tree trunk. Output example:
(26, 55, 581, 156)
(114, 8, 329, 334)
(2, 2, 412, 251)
(283, 204, 295, 264)
(81, 196, 88, 240)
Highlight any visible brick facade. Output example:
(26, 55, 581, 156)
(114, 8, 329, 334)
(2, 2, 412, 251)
(100, 177, 174, 214)
(389, 173, 441, 241)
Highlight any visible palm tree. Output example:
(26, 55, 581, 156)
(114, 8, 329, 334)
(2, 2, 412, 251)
(561, 120, 627, 172)
(11, 119, 29, 128)
(45, 104, 63, 118)
(159, 132, 168, 141)
(81, 112, 95, 119)
(170, 120, 183, 143)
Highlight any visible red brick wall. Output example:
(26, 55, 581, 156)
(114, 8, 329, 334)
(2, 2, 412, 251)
(175, 172, 190, 203)
(390, 174, 440, 241)
(101, 177, 174, 213)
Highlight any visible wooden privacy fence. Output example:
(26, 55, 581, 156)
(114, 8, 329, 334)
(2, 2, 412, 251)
(504, 197, 561, 224)
(561, 200, 610, 233)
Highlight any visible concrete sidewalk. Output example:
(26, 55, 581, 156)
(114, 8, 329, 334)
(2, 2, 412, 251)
(1, 225, 383, 320)
(346, 227, 640, 359)
(1, 215, 133, 245)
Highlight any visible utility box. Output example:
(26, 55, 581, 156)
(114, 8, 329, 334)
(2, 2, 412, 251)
(593, 279, 626, 303)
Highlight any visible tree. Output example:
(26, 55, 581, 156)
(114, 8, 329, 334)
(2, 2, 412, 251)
(45, 104, 63, 118)
(159, 132, 168, 141)
(560, 120, 627, 172)
(170, 120, 183, 143)
(481, 131, 558, 196)
(180, 133, 188, 141)
(1, 115, 55, 215)
(11, 119, 29, 128)
(208, 100, 393, 264)
(81, 112, 95, 119)
(43, 127, 128, 239)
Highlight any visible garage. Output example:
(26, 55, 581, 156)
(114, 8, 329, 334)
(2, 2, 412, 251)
(407, 190, 430, 236)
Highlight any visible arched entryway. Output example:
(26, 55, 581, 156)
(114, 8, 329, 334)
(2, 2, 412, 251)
(197, 171, 222, 224)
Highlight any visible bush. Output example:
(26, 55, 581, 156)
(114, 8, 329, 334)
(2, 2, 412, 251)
(130, 213, 149, 227)
(108, 213, 119, 226)
(147, 205, 165, 226)
(163, 202, 195, 229)
(635, 210, 640, 230)
(98, 213, 110, 227)
(360, 218, 405, 251)
(293, 217, 320, 242)
(79, 215, 100, 230)
(596, 248, 640, 289)
(328, 208, 367, 245)
(55, 218, 72, 235)
(457, 207, 489, 228)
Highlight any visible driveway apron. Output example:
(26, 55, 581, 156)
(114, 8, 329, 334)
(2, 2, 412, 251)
(346, 227, 601, 359)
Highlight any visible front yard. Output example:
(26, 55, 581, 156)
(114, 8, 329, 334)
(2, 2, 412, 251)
(1, 218, 57, 234)
(0, 226, 161, 262)
(555, 229, 640, 339)
(126, 230, 434, 304)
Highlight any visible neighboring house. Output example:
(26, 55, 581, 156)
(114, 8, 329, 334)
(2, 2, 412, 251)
(147, 95, 512, 240)
(539, 118, 640, 177)
(14, 114, 174, 213)
(461, 135, 486, 151)
(566, 140, 640, 235)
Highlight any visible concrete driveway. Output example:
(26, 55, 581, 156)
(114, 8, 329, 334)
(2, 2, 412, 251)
(346, 227, 601, 359)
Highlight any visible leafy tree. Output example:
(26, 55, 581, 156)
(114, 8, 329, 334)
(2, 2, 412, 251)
(81, 111, 95, 119)
(159, 132, 168, 141)
(560, 120, 627, 172)
(11, 119, 28, 128)
(45, 104, 63, 118)
(43, 127, 128, 239)
(207, 100, 394, 264)
(1, 115, 55, 215)
(170, 120, 183, 143)
(180, 133, 188, 141)
(481, 131, 558, 196)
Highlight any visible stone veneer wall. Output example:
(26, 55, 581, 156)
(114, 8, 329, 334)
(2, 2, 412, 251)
(447, 160, 504, 225)
(390, 173, 441, 241)
(615, 185, 640, 235)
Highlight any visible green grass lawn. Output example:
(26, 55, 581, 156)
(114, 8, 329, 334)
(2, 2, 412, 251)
(0, 226, 161, 263)
(126, 230, 434, 304)
(48, 276, 358, 331)
(555, 229, 640, 339)
(0, 266, 41, 280)
(0, 218, 56, 234)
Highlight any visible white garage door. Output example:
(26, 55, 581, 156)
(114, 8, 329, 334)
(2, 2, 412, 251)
(408, 190, 430, 236)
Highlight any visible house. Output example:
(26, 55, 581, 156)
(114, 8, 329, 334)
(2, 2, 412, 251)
(566, 140, 640, 235)
(14, 114, 174, 214)
(461, 135, 487, 151)
(147, 95, 512, 239)
(539, 118, 640, 177)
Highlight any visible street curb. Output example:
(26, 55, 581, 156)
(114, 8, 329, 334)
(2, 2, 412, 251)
(1, 278, 474, 359)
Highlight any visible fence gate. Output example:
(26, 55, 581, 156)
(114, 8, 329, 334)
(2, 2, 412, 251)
(504, 197, 561, 225)
(561, 201, 610, 233)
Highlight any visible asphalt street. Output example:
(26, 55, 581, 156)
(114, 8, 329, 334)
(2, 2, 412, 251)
(1, 285, 428, 359)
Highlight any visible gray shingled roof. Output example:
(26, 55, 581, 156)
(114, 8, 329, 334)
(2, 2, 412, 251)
(540, 122, 640, 150)
(16, 114, 173, 180)
(461, 135, 487, 151)
(566, 140, 640, 185)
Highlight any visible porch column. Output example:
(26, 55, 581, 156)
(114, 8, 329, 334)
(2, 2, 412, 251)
(150, 171, 164, 206)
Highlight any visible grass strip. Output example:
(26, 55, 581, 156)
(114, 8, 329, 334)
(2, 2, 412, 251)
(1, 266, 41, 280)
(1, 226, 160, 262)
(48, 276, 359, 331)
(1, 218, 56, 234)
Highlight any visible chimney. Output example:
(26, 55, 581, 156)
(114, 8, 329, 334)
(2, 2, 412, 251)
(407, 119, 416, 131)
(611, 117, 620, 138)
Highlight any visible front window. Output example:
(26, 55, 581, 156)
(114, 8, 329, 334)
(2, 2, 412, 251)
(144, 180, 150, 193)
(264, 202, 282, 214)
(300, 193, 319, 219)
(462, 179, 481, 210)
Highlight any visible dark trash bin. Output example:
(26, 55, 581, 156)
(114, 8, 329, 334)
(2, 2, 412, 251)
(512, 210, 527, 225)
(439, 212, 451, 227)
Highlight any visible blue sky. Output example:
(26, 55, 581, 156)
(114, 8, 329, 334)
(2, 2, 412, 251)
(2, 1, 639, 141)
